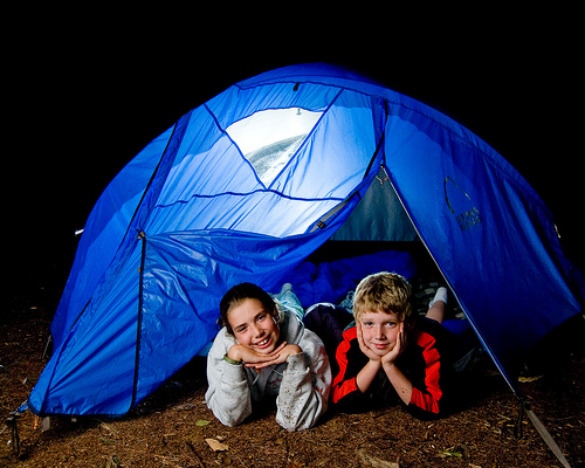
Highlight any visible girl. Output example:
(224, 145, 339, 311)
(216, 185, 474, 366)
(205, 282, 331, 431)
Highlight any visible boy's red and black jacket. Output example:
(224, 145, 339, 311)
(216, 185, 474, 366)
(332, 317, 458, 420)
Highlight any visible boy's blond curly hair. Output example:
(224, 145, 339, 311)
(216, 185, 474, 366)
(352, 271, 413, 324)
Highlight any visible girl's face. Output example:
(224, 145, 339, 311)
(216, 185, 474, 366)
(227, 298, 281, 354)
(358, 309, 402, 356)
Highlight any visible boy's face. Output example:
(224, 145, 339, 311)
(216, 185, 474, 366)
(227, 298, 281, 355)
(358, 309, 402, 356)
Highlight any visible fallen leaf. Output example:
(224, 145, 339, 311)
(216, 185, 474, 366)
(99, 423, 117, 435)
(105, 455, 120, 468)
(174, 403, 196, 411)
(356, 448, 399, 467)
(206, 438, 228, 452)
(437, 446, 463, 458)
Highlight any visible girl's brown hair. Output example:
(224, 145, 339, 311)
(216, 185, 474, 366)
(219, 282, 279, 335)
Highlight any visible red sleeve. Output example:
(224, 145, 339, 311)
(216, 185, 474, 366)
(408, 331, 443, 414)
(332, 328, 360, 404)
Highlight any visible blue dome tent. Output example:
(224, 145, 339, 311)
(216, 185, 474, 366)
(20, 64, 583, 437)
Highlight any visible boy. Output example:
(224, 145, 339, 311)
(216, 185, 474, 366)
(331, 271, 456, 419)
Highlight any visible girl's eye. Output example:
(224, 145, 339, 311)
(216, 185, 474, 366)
(235, 326, 247, 334)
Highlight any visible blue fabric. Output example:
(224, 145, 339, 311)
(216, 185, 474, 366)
(289, 250, 418, 307)
(27, 63, 584, 417)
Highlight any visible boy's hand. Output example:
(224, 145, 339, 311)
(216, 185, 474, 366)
(381, 322, 404, 366)
(356, 323, 381, 361)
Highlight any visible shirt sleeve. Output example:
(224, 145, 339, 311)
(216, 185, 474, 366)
(407, 330, 445, 418)
(204, 329, 253, 427)
(331, 327, 369, 411)
(275, 328, 331, 431)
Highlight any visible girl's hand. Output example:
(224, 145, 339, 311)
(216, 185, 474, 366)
(227, 341, 286, 364)
(246, 342, 302, 370)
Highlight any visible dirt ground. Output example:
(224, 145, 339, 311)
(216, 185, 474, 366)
(1, 293, 584, 468)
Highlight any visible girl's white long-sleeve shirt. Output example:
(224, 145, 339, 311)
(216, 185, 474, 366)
(205, 308, 331, 431)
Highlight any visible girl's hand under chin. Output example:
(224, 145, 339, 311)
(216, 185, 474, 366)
(246, 342, 302, 371)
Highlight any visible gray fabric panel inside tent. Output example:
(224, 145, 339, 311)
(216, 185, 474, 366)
(331, 167, 418, 242)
